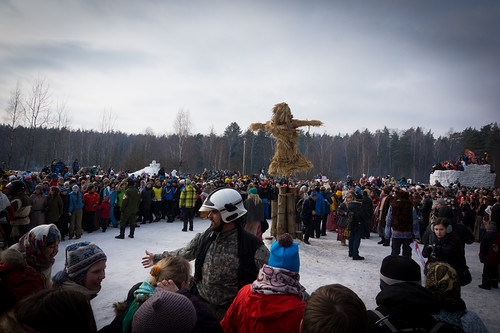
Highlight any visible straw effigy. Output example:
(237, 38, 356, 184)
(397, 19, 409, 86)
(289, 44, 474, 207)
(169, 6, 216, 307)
(249, 102, 322, 176)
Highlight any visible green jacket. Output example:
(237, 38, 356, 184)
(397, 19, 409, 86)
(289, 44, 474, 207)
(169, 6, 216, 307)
(121, 186, 140, 215)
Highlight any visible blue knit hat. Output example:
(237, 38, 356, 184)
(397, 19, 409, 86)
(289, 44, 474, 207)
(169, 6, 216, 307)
(268, 233, 300, 272)
(65, 241, 107, 285)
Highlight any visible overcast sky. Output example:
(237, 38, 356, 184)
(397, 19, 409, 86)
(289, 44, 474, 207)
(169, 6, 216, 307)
(1, 0, 499, 138)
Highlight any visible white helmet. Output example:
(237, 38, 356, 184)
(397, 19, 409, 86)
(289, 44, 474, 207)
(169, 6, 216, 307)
(199, 187, 247, 223)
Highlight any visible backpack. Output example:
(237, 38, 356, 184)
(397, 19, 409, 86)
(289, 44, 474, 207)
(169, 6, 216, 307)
(370, 310, 465, 333)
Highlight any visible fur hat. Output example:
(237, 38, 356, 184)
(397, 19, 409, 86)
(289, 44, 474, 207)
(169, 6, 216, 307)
(380, 255, 421, 288)
(132, 289, 197, 333)
(65, 242, 107, 285)
(268, 233, 300, 272)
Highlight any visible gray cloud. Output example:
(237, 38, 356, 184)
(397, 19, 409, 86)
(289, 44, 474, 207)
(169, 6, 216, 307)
(0, 0, 498, 138)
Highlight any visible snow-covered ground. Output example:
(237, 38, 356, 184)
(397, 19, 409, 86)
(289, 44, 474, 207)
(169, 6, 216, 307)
(51, 217, 498, 332)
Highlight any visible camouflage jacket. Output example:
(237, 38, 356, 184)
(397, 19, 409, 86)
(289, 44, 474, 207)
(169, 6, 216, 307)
(156, 227, 269, 307)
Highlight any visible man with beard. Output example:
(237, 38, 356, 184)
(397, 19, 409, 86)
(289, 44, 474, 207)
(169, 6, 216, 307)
(141, 187, 270, 321)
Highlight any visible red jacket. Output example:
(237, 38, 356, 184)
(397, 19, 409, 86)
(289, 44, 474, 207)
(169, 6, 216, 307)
(220, 284, 305, 333)
(83, 191, 100, 212)
(96, 201, 111, 219)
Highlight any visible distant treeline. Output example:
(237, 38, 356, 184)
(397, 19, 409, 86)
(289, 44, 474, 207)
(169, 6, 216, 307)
(1, 122, 499, 186)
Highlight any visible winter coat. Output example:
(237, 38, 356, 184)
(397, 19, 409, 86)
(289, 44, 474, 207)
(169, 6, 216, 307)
(347, 200, 363, 233)
(479, 230, 499, 265)
(314, 191, 326, 216)
(83, 191, 100, 212)
(52, 277, 100, 300)
(152, 185, 162, 201)
(423, 233, 465, 274)
(367, 282, 442, 333)
(96, 201, 111, 219)
(121, 186, 140, 216)
(301, 197, 316, 220)
(99, 282, 222, 333)
(139, 187, 154, 211)
(434, 310, 488, 333)
(0, 248, 44, 315)
(220, 284, 305, 333)
(179, 184, 197, 209)
(156, 227, 269, 315)
(45, 195, 63, 223)
(162, 185, 175, 201)
(29, 192, 47, 226)
(244, 195, 265, 223)
(68, 190, 84, 213)
(385, 205, 420, 240)
(8, 193, 32, 236)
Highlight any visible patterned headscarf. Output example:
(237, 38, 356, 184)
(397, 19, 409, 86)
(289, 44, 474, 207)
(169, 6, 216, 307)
(425, 262, 466, 311)
(18, 224, 61, 271)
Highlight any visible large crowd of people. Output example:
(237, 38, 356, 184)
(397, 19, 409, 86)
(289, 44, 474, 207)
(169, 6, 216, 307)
(0, 162, 499, 332)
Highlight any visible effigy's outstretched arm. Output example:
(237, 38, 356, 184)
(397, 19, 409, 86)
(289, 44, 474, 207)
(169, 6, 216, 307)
(249, 122, 268, 131)
(291, 119, 323, 128)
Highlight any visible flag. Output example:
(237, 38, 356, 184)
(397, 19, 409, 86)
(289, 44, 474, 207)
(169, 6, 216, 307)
(410, 241, 426, 269)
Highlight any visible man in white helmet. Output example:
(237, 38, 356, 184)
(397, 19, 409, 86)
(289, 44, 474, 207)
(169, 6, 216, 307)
(141, 187, 270, 320)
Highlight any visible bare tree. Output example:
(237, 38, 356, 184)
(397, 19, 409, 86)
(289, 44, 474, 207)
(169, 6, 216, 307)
(173, 109, 192, 174)
(99, 108, 116, 134)
(52, 100, 70, 160)
(4, 82, 23, 169)
(23, 76, 52, 170)
(95, 109, 117, 169)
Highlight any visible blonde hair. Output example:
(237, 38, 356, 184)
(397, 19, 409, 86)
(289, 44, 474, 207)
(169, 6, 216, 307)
(149, 256, 191, 289)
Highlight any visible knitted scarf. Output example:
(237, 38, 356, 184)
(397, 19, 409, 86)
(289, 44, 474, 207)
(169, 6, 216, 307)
(122, 281, 156, 333)
(251, 264, 304, 300)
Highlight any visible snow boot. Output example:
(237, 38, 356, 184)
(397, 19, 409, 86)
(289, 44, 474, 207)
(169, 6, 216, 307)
(115, 226, 125, 239)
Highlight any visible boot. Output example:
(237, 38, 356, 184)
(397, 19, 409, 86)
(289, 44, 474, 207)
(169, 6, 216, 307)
(115, 226, 125, 239)
(182, 220, 188, 232)
(377, 237, 385, 245)
(383, 239, 390, 246)
(128, 226, 135, 238)
(341, 239, 346, 246)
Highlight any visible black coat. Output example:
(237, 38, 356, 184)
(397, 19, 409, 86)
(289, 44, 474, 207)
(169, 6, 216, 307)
(367, 282, 440, 333)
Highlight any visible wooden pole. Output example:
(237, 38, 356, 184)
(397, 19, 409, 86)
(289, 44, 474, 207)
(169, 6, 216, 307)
(286, 187, 296, 238)
(276, 186, 288, 236)
(271, 198, 278, 238)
